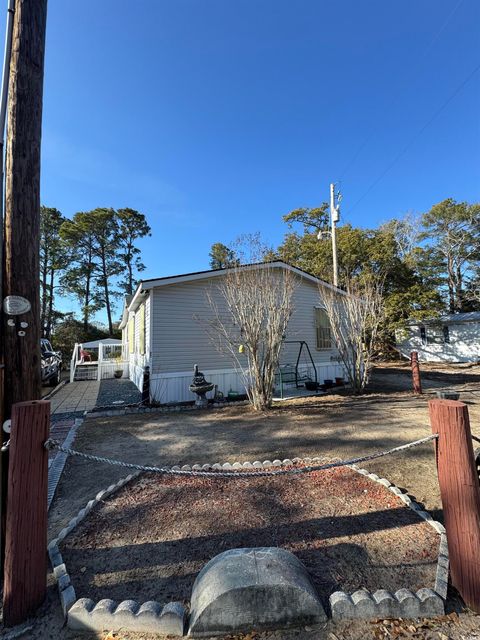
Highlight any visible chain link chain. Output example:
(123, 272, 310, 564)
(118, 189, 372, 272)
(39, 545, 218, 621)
(45, 434, 438, 479)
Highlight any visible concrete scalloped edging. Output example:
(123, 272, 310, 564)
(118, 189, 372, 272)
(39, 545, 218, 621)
(48, 470, 188, 634)
(67, 599, 186, 634)
(49, 457, 449, 634)
(328, 463, 448, 619)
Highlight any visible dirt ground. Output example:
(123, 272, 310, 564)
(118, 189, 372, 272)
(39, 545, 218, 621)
(3, 363, 480, 639)
(49, 364, 480, 539)
(61, 468, 440, 605)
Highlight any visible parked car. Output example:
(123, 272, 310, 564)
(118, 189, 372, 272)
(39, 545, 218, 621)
(41, 338, 62, 386)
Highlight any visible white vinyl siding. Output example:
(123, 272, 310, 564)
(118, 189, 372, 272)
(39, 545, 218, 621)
(279, 281, 337, 365)
(150, 273, 338, 374)
(396, 320, 480, 362)
(151, 279, 241, 373)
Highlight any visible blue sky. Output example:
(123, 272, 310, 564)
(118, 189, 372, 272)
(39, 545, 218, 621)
(4, 0, 479, 323)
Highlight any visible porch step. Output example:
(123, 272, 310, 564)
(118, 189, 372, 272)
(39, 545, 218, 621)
(74, 364, 98, 381)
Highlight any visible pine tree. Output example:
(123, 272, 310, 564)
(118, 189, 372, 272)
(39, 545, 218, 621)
(209, 242, 238, 269)
(40, 206, 68, 338)
(117, 208, 151, 295)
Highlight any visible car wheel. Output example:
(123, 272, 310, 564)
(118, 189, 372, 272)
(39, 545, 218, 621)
(50, 368, 61, 387)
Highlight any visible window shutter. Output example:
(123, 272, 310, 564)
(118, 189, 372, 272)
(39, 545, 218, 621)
(139, 304, 146, 355)
(443, 325, 450, 343)
(128, 317, 135, 353)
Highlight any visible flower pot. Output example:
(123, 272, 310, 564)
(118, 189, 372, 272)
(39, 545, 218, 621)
(323, 379, 333, 389)
(335, 377, 344, 386)
(114, 370, 123, 379)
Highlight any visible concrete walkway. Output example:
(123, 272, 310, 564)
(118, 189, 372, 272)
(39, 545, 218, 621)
(49, 380, 100, 415)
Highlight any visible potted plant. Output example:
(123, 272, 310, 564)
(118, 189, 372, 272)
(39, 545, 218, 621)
(113, 355, 123, 379)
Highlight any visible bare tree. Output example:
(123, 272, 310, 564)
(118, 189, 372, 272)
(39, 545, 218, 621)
(466, 281, 480, 306)
(204, 262, 295, 410)
(321, 276, 384, 394)
(380, 211, 421, 263)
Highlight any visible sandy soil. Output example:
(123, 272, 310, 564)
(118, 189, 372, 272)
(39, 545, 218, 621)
(61, 468, 439, 605)
(49, 365, 480, 539)
(2, 364, 480, 639)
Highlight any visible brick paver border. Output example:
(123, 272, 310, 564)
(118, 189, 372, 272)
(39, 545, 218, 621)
(48, 419, 82, 509)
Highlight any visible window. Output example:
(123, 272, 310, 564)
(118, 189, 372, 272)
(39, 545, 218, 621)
(420, 326, 427, 345)
(428, 325, 444, 344)
(315, 308, 332, 350)
(421, 324, 448, 345)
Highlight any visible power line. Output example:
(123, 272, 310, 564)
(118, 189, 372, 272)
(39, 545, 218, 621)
(345, 60, 480, 216)
(338, 0, 466, 180)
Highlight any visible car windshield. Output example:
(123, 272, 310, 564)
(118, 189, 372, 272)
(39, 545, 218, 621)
(41, 340, 52, 354)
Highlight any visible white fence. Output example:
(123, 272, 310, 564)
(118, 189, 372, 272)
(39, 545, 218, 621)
(70, 342, 129, 382)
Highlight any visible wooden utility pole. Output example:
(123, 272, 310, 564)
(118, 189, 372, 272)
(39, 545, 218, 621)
(2, 0, 48, 416)
(3, 400, 50, 625)
(429, 399, 480, 612)
(0, 0, 15, 423)
(410, 351, 422, 394)
(1, 0, 48, 575)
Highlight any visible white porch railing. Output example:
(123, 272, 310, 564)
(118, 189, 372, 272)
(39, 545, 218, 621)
(70, 343, 79, 383)
(97, 342, 128, 380)
(97, 360, 130, 380)
(70, 342, 129, 382)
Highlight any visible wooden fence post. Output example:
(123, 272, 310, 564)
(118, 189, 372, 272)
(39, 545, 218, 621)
(3, 400, 50, 626)
(411, 351, 422, 394)
(429, 399, 480, 612)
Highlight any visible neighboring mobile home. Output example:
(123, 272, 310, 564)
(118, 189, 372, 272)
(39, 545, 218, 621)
(396, 311, 480, 363)
(119, 261, 346, 404)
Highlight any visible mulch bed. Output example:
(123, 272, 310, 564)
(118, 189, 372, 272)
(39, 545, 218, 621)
(96, 379, 142, 408)
(61, 466, 439, 607)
